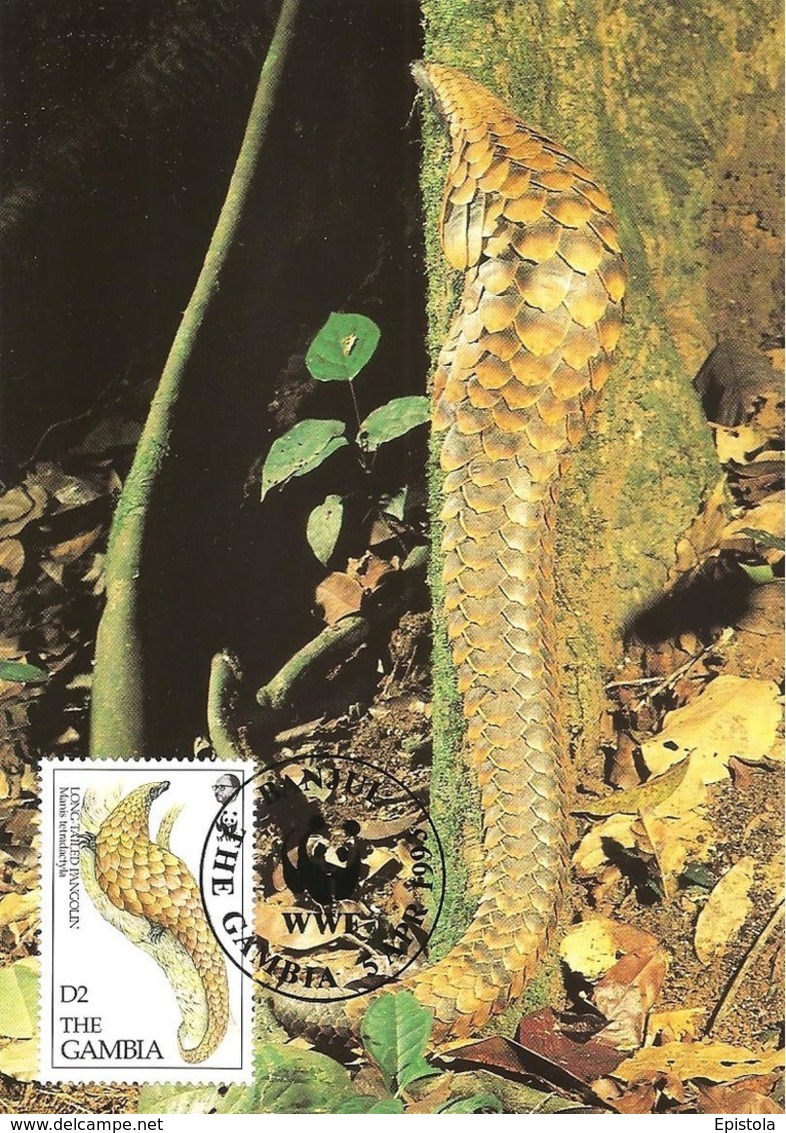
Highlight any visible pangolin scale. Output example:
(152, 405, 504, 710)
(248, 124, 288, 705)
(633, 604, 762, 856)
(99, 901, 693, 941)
(402, 61, 625, 1037)
(286, 60, 625, 1044)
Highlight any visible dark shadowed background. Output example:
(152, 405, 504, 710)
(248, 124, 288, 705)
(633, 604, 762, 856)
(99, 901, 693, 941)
(1, 0, 427, 754)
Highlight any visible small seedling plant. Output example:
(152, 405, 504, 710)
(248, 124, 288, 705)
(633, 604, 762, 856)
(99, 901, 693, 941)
(259, 312, 429, 565)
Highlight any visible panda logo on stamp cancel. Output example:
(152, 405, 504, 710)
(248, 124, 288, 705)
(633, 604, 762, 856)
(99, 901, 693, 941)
(201, 754, 446, 1003)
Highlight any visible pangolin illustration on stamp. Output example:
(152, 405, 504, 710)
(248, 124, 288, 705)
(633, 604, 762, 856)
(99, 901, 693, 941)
(80, 776, 233, 1064)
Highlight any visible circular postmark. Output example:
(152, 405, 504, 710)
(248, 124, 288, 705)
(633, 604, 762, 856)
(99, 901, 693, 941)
(200, 754, 445, 1003)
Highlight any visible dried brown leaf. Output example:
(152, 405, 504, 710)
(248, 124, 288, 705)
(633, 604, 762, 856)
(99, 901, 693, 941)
(645, 1008, 704, 1045)
(694, 857, 755, 964)
(30, 464, 105, 511)
(315, 572, 364, 625)
(641, 675, 782, 779)
(363, 846, 400, 882)
(728, 459, 784, 507)
(573, 813, 644, 879)
(403, 1077, 457, 1114)
(712, 423, 770, 465)
(671, 479, 731, 579)
(572, 760, 688, 817)
(40, 561, 64, 586)
(595, 949, 669, 1051)
(368, 517, 398, 546)
(697, 1082, 783, 1114)
(0, 890, 38, 949)
(607, 732, 642, 790)
(720, 491, 784, 558)
(560, 919, 667, 1051)
(516, 1009, 626, 1091)
(448, 1014, 624, 1098)
(0, 488, 35, 525)
(50, 525, 103, 565)
(605, 1041, 784, 1089)
(347, 551, 398, 592)
(750, 388, 785, 436)
(0, 487, 45, 540)
(559, 917, 653, 981)
(593, 1077, 658, 1113)
(0, 541, 25, 579)
(360, 812, 421, 842)
(576, 768, 714, 891)
(694, 341, 781, 429)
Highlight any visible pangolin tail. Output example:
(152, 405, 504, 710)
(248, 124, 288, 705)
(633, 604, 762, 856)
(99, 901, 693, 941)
(275, 60, 626, 1047)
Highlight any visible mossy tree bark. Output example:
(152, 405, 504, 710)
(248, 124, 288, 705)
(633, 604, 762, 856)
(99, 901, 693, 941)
(420, 0, 781, 1002)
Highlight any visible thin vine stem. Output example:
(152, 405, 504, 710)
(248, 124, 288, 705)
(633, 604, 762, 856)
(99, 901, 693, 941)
(90, 0, 301, 758)
(348, 379, 363, 432)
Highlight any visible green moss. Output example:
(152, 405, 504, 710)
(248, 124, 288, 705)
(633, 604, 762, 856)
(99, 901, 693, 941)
(418, 87, 481, 958)
(427, 441, 482, 958)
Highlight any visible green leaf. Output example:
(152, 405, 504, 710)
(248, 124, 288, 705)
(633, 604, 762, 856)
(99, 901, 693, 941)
(736, 527, 783, 550)
(261, 419, 348, 501)
(0, 1040, 37, 1081)
(440, 1093, 503, 1114)
(334, 1095, 381, 1114)
(253, 1045, 360, 1113)
(380, 487, 407, 522)
(138, 1084, 227, 1115)
(306, 313, 381, 382)
(369, 1098, 405, 1113)
(359, 396, 430, 452)
(0, 958, 38, 1040)
(0, 660, 49, 684)
(139, 1045, 363, 1115)
(361, 990, 438, 1094)
(740, 562, 776, 584)
(681, 862, 716, 891)
(334, 1094, 404, 1114)
(307, 495, 344, 564)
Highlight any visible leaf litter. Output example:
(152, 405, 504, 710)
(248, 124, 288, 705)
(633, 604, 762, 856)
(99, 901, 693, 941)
(563, 344, 784, 1112)
(0, 398, 141, 1113)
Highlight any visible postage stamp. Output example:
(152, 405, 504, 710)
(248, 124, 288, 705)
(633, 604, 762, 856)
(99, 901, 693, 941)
(40, 759, 254, 1083)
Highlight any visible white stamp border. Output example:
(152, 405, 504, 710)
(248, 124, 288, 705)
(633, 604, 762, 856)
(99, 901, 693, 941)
(40, 757, 254, 1085)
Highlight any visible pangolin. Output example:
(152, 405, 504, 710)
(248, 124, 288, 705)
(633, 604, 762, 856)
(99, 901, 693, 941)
(92, 780, 230, 1062)
(277, 61, 626, 1045)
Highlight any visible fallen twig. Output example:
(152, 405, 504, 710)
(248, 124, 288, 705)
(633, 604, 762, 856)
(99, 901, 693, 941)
(207, 545, 428, 760)
(632, 632, 731, 710)
(255, 545, 428, 722)
(704, 894, 785, 1037)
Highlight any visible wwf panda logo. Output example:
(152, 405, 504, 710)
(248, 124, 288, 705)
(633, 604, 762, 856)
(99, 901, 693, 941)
(281, 814, 363, 906)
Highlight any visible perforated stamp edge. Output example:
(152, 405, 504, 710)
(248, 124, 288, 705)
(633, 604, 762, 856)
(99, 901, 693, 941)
(39, 757, 254, 1086)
